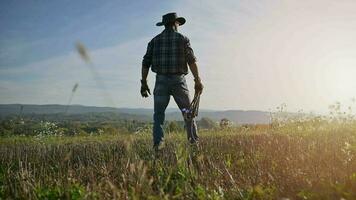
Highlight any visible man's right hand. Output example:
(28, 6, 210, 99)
(194, 78, 204, 94)
(141, 79, 151, 98)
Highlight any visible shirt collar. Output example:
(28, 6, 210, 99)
(163, 28, 177, 33)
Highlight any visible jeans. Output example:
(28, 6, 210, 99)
(153, 74, 199, 146)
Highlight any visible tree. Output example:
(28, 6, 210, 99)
(199, 117, 216, 129)
(220, 118, 232, 129)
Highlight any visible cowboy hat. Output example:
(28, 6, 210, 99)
(156, 12, 186, 26)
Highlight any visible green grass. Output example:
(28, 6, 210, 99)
(1, 122, 356, 199)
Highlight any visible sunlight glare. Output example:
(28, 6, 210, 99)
(322, 58, 356, 101)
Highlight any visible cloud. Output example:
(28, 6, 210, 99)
(171, 0, 356, 112)
(2, 0, 356, 112)
(0, 37, 154, 107)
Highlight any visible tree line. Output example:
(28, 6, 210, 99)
(0, 113, 232, 136)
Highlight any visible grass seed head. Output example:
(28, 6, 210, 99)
(76, 42, 90, 63)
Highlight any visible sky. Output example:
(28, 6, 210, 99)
(1, 0, 356, 113)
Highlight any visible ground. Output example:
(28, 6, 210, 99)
(1, 120, 356, 199)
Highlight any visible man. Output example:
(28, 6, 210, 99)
(141, 12, 204, 150)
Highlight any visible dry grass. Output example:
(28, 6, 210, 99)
(1, 121, 356, 199)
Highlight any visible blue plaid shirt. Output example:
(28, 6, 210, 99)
(142, 28, 197, 75)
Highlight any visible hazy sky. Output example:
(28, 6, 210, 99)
(1, 0, 356, 113)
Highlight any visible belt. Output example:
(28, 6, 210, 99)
(156, 73, 185, 76)
(156, 74, 185, 79)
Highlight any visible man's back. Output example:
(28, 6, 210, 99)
(142, 29, 196, 75)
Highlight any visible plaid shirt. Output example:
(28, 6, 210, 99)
(142, 28, 197, 75)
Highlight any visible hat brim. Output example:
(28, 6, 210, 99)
(156, 17, 186, 26)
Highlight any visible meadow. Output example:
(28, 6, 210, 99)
(1, 113, 356, 199)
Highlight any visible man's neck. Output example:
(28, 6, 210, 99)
(165, 26, 177, 32)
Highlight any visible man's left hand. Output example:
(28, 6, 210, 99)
(141, 79, 151, 98)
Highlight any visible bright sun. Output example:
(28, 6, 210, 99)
(320, 58, 356, 101)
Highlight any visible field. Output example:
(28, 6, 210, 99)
(1, 117, 356, 199)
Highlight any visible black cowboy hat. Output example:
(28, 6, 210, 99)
(156, 12, 186, 26)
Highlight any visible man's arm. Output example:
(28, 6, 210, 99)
(184, 37, 203, 93)
(140, 66, 151, 97)
(142, 40, 153, 81)
(141, 41, 153, 97)
(188, 62, 204, 94)
(188, 62, 200, 81)
(141, 67, 149, 81)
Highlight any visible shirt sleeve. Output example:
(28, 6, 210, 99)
(142, 40, 153, 69)
(184, 37, 197, 64)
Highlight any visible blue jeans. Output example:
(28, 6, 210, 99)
(153, 74, 199, 146)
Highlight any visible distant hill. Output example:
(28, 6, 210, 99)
(0, 104, 271, 124)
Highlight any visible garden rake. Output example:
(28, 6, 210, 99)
(182, 91, 202, 120)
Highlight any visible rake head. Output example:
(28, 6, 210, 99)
(182, 91, 201, 120)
